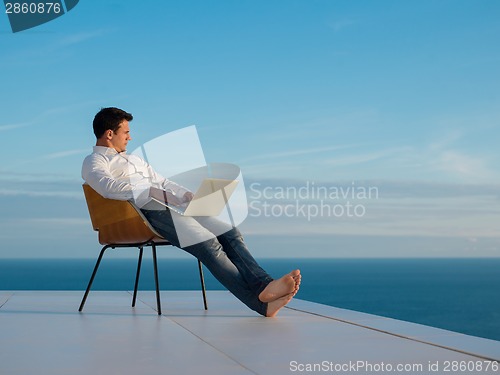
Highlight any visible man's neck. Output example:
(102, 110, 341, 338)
(96, 139, 110, 148)
(96, 140, 121, 150)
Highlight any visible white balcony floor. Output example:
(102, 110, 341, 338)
(0, 291, 499, 375)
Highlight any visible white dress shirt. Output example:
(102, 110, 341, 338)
(82, 146, 188, 208)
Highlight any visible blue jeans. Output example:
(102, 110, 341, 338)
(141, 209, 273, 316)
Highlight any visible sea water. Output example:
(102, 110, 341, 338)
(1, 258, 499, 342)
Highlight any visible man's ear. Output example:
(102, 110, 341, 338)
(107, 130, 113, 139)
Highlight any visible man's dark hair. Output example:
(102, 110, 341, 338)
(93, 107, 133, 138)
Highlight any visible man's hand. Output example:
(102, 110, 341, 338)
(183, 191, 194, 203)
(164, 191, 184, 206)
(150, 187, 184, 206)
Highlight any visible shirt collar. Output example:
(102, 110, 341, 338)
(93, 146, 121, 156)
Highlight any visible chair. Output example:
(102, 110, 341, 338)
(79, 184, 208, 315)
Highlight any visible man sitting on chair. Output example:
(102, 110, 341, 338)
(82, 107, 301, 317)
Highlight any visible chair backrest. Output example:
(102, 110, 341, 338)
(82, 184, 164, 245)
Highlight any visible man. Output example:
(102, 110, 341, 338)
(82, 107, 301, 317)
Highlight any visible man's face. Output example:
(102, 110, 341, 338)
(109, 120, 131, 152)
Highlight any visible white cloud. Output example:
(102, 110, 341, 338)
(239, 144, 359, 163)
(324, 147, 410, 167)
(0, 29, 112, 68)
(57, 29, 110, 47)
(428, 129, 464, 152)
(0, 189, 81, 199)
(0, 105, 80, 133)
(0, 172, 82, 198)
(421, 130, 497, 182)
(435, 150, 491, 180)
(43, 149, 89, 160)
(0, 123, 31, 132)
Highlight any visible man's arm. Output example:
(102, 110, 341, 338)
(82, 154, 149, 201)
(144, 162, 193, 202)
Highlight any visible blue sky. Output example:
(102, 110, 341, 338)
(0, 0, 499, 258)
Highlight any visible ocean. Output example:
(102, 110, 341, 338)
(1, 257, 499, 342)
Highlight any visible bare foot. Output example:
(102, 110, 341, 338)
(259, 270, 300, 303)
(266, 293, 294, 317)
(291, 270, 301, 292)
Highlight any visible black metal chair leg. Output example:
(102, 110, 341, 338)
(132, 247, 144, 307)
(197, 260, 208, 310)
(79, 241, 207, 314)
(152, 244, 162, 315)
(79, 245, 110, 312)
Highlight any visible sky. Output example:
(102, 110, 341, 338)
(0, 0, 499, 258)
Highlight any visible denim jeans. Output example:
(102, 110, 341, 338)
(141, 209, 273, 316)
